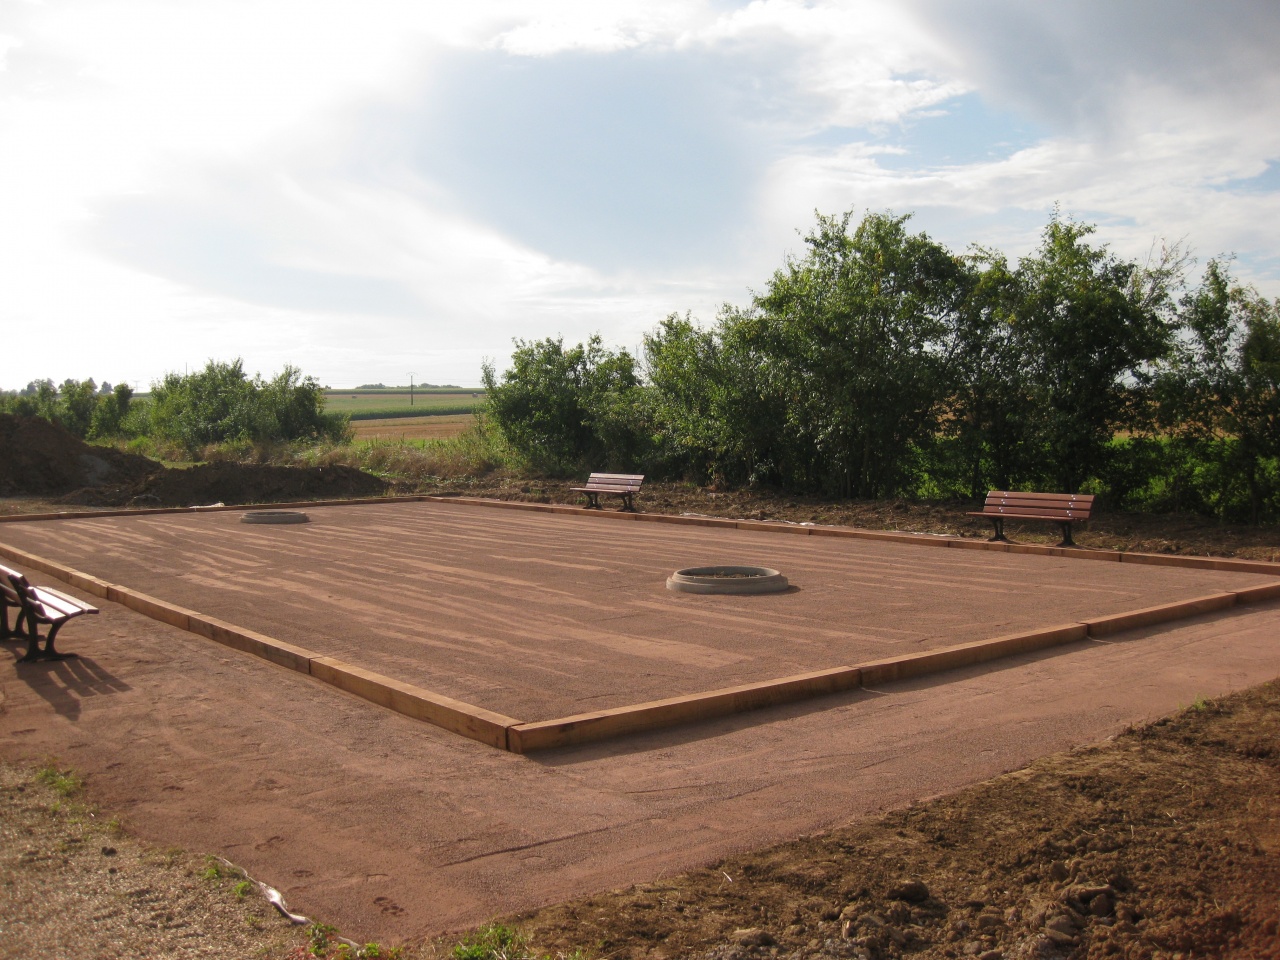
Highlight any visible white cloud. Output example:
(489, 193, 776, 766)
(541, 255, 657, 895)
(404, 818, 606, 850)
(2, 0, 1279, 390)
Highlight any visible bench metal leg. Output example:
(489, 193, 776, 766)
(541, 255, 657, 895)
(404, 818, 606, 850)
(584, 492, 601, 509)
(988, 518, 1009, 542)
(619, 493, 635, 512)
(1058, 523, 1077, 548)
(17, 627, 45, 663)
(2, 605, 34, 640)
(16, 622, 76, 663)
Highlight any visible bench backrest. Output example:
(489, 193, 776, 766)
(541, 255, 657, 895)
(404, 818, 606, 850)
(584, 473, 644, 491)
(982, 490, 1094, 521)
(0, 564, 27, 607)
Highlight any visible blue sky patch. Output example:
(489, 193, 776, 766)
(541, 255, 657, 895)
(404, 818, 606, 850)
(403, 48, 762, 271)
(871, 92, 1048, 171)
(1216, 160, 1280, 194)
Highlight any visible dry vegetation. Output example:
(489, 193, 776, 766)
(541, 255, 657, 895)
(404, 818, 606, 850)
(348, 415, 476, 442)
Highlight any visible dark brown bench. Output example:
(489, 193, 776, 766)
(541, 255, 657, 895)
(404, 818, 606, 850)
(968, 490, 1095, 548)
(1, 563, 98, 663)
(570, 473, 644, 512)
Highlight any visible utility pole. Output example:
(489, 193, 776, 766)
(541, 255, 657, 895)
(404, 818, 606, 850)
(408, 371, 415, 407)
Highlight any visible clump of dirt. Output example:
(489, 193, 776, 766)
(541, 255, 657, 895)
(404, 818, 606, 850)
(504, 682, 1280, 960)
(61, 461, 387, 508)
(0, 413, 160, 496)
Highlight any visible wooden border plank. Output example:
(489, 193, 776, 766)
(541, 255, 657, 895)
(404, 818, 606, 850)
(1083, 593, 1237, 637)
(508, 666, 864, 753)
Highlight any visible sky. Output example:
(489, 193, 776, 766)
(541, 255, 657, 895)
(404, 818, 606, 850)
(3, 0, 1279, 390)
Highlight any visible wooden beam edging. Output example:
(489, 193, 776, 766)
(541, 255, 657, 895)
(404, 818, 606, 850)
(508, 666, 865, 754)
(3, 534, 1280, 755)
(0, 540, 516, 750)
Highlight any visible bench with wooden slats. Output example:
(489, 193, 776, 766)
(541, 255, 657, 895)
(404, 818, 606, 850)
(570, 473, 645, 512)
(967, 490, 1095, 548)
(1, 562, 98, 663)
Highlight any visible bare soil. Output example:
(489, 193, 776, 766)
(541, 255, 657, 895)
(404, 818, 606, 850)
(0, 413, 388, 509)
(58, 460, 388, 508)
(0, 414, 160, 497)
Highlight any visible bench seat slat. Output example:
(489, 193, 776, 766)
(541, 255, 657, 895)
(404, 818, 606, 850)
(971, 507, 1091, 519)
(30, 587, 98, 619)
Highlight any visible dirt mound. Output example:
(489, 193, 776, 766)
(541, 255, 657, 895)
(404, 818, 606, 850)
(0, 414, 385, 508)
(0, 414, 161, 497)
(60, 461, 387, 507)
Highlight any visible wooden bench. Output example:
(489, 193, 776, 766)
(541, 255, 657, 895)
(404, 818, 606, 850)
(570, 473, 644, 512)
(968, 490, 1095, 548)
(1, 563, 98, 663)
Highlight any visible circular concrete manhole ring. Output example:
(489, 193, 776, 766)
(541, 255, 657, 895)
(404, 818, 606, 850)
(240, 510, 311, 525)
(666, 565, 788, 595)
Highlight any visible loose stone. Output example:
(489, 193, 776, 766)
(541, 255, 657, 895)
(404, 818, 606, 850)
(887, 879, 931, 903)
(733, 928, 776, 947)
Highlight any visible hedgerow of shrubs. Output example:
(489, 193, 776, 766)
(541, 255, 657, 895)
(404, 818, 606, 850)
(1, 360, 349, 456)
(482, 210, 1280, 523)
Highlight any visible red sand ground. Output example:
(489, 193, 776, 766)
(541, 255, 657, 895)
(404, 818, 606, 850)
(1, 501, 1278, 944)
(0, 500, 1273, 723)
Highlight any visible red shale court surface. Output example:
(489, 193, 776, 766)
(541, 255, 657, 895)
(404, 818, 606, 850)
(3, 499, 1280, 940)
(0, 499, 1277, 732)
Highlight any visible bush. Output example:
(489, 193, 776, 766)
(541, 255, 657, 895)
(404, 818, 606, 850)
(146, 360, 349, 454)
(482, 336, 649, 475)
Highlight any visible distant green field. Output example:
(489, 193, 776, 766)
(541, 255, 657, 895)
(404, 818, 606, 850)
(324, 389, 486, 420)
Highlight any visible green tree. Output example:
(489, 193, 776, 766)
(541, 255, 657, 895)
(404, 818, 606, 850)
(939, 249, 1037, 497)
(57, 379, 99, 438)
(738, 210, 971, 497)
(1011, 215, 1173, 492)
(1157, 261, 1280, 521)
(643, 312, 784, 485)
(89, 382, 135, 439)
(482, 336, 646, 473)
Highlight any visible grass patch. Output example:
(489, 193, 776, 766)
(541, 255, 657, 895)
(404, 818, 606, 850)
(452, 924, 530, 960)
(323, 390, 484, 418)
(35, 763, 84, 797)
